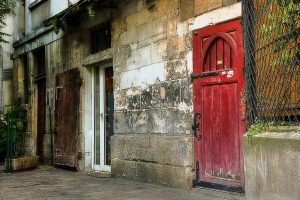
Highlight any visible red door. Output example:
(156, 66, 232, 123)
(193, 20, 246, 190)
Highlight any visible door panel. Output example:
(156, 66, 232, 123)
(54, 68, 81, 168)
(193, 19, 245, 188)
(37, 79, 46, 163)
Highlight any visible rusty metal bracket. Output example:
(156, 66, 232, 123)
(192, 112, 202, 141)
(191, 71, 220, 81)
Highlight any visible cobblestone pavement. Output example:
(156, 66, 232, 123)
(0, 166, 245, 200)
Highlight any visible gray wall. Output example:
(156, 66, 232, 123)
(244, 127, 300, 200)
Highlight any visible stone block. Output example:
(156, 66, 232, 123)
(135, 160, 152, 182)
(166, 37, 187, 60)
(114, 90, 127, 110)
(43, 134, 52, 149)
(137, 45, 152, 68)
(120, 0, 137, 17)
(140, 86, 153, 109)
(165, 60, 188, 81)
(126, 9, 150, 29)
(150, 17, 167, 39)
(127, 92, 141, 110)
(222, 0, 238, 7)
(167, 17, 178, 38)
(120, 28, 138, 45)
(148, 109, 174, 134)
(180, 78, 193, 107)
(125, 49, 139, 71)
(151, 39, 167, 63)
(24, 135, 34, 148)
(148, 162, 193, 188)
(111, 159, 194, 188)
(179, 0, 195, 21)
(157, 136, 194, 167)
(173, 109, 193, 134)
(131, 111, 149, 134)
(137, 23, 151, 43)
(111, 159, 137, 178)
(195, 0, 222, 16)
(111, 134, 151, 161)
(113, 45, 131, 73)
(114, 111, 131, 134)
(161, 81, 181, 107)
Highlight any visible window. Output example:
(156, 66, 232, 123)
(90, 22, 111, 54)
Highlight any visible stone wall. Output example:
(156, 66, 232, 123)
(111, 0, 194, 188)
(244, 127, 300, 200)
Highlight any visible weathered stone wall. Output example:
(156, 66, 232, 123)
(195, 0, 239, 15)
(111, 0, 194, 188)
(244, 127, 300, 200)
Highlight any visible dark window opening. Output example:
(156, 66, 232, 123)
(90, 22, 111, 54)
(34, 47, 46, 78)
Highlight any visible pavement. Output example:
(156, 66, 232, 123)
(0, 166, 245, 200)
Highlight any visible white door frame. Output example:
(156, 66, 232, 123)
(92, 63, 112, 172)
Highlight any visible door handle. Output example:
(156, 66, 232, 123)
(192, 112, 202, 141)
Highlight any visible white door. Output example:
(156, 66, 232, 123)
(93, 65, 114, 172)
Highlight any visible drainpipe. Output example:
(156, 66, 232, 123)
(0, 46, 3, 114)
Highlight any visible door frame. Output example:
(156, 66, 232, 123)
(91, 62, 113, 172)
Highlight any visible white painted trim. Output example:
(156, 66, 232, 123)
(189, 2, 242, 31)
(91, 67, 95, 168)
(99, 67, 106, 167)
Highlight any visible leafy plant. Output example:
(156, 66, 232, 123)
(260, 0, 300, 67)
(0, 103, 28, 160)
(246, 121, 265, 140)
(0, 0, 15, 43)
(6, 103, 27, 157)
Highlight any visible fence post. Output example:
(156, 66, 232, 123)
(6, 111, 13, 173)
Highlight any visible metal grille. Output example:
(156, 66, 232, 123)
(242, 0, 300, 125)
(3, 68, 13, 80)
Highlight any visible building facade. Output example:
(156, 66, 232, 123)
(12, 0, 244, 189)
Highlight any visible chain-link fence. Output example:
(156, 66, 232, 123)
(242, 0, 300, 126)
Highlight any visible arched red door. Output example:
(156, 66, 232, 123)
(193, 19, 246, 191)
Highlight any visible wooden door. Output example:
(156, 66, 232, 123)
(54, 68, 81, 168)
(37, 78, 46, 163)
(193, 20, 246, 190)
